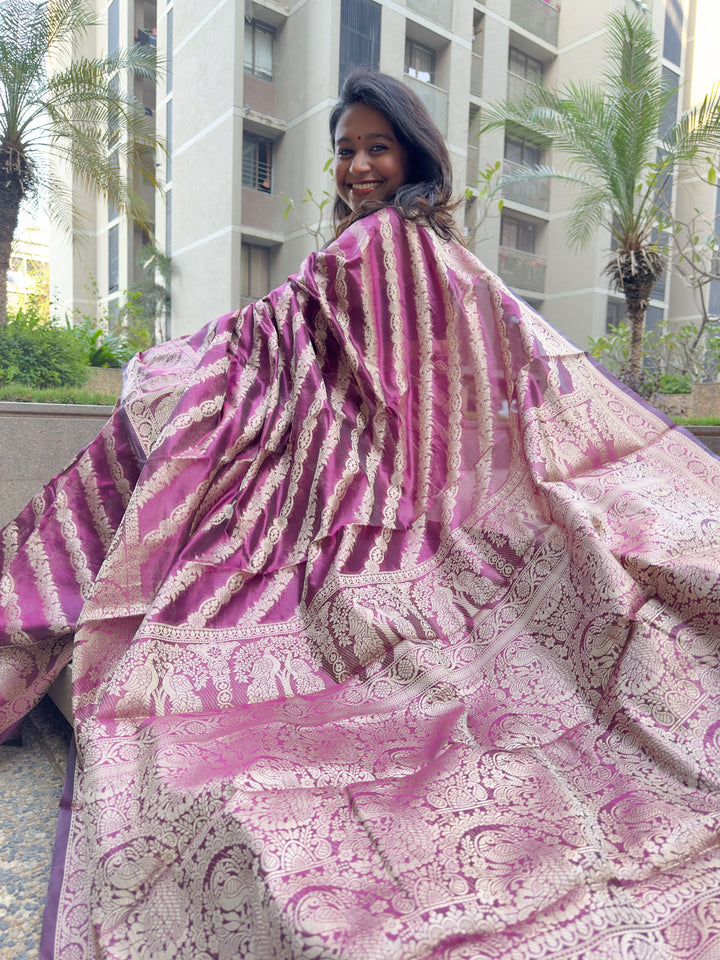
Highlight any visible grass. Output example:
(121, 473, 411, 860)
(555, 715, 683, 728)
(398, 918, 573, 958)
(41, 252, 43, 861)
(674, 415, 720, 426)
(0, 384, 118, 405)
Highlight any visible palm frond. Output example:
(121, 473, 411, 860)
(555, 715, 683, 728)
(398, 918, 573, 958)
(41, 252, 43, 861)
(565, 188, 613, 249)
(602, 12, 660, 96)
(663, 82, 720, 158)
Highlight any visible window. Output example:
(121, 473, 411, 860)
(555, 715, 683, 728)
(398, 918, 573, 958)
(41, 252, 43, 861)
(242, 135, 273, 193)
(508, 47, 543, 84)
(645, 305, 664, 332)
(501, 213, 536, 253)
(108, 73, 119, 148)
(241, 244, 271, 301)
(166, 99, 172, 184)
(244, 21, 274, 81)
(108, 298, 120, 330)
(165, 190, 172, 258)
(166, 8, 173, 95)
(504, 135, 540, 167)
(663, 0, 683, 66)
(108, 224, 119, 293)
(339, 0, 381, 89)
(405, 39, 435, 85)
(108, 0, 119, 57)
(606, 298, 625, 332)
(659, 67, 679, 139)
(108, 149, 119, 221)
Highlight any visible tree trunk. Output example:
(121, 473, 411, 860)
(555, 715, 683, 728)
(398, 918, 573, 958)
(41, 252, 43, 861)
(626, 298, 649, 381)
(0, 165, 24, 327)
(607, 248, 665, 384)
(0, 233, 12, 327)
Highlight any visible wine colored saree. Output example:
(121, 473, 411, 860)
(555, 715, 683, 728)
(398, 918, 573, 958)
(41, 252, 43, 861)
(2, 208, 720, 959)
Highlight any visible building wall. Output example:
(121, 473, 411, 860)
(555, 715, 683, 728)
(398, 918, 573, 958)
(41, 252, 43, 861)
(50, 0, 716, 353)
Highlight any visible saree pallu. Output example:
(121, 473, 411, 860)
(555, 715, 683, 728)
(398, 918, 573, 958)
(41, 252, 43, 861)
(2, 207, 720, 959)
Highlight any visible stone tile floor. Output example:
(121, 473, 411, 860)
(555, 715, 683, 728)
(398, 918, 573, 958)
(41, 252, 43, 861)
(0, 698, 72, 960)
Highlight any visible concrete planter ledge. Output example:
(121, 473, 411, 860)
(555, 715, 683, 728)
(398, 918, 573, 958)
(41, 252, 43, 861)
(684, 423, 720, 455)
(0, 401, 114, 529)
(0, 400, 114, 417)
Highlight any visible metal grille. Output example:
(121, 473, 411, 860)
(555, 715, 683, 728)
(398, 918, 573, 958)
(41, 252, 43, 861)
(339, 0, 381, 90)
(242, 136, 273, 193)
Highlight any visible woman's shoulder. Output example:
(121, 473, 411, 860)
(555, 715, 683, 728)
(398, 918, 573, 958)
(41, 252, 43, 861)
(325, 206, 444, 259)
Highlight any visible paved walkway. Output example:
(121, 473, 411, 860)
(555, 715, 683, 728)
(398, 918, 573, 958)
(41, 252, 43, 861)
(0, 698, 72, 960)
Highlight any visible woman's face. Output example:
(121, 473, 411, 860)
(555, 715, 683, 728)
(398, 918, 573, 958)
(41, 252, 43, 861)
(333, 103, 409, 212)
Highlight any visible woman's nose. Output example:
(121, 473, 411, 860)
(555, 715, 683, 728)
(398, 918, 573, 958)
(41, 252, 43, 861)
(350, 150, 372, 173)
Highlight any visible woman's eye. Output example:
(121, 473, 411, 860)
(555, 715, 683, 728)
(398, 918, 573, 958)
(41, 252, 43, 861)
(370, 144, 387, 152)
(337, 148, 352, 157)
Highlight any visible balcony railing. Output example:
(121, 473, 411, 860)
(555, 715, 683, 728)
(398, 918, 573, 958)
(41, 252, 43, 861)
(467, 143, 480, 185)
(510, 0, 560, 46)
(470, 54, 483, 99)
(406, 0, 452, 29)
(501, 159, 550, 211)
(498, 246, 546, 293)
(403, 74, 448, 136)
(507, 72, 539, 101)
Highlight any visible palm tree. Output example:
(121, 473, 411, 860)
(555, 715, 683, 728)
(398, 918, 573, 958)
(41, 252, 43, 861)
(0, 0, 164, 324)
(482, 11, 720, 384)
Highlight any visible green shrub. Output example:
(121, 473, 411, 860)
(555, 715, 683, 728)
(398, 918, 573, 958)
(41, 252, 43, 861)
(0, 310, 88, 388)
(70, 319, 133, 367)
(657, 373, 693, 394)
(588, 320, 720, 397)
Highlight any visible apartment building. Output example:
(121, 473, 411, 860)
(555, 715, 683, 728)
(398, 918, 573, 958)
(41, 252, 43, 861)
(50, 0, 716, 347)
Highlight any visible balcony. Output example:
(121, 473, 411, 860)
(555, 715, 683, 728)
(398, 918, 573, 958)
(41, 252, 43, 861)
(403, 74, 448, 136)
(470, 54, 483, 98)
(510, 0, 560, 46)
(406, 0, 452, 29)
(507, 72, 540, 101)
(467, 143, 480, 185)
(498, 246, 546, 293)
(501, 159, 549, 211)
(241, 189, 287, 241)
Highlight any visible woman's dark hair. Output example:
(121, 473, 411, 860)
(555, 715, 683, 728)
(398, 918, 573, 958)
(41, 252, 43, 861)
(329, 69, 461, 242)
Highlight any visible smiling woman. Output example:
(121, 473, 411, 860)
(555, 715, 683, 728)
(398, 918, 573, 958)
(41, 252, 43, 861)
(329, 69, 461, 241)
(333, 103, 408, 211)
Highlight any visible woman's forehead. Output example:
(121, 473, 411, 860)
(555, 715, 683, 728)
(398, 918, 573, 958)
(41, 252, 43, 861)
(334, 103, 396, 143)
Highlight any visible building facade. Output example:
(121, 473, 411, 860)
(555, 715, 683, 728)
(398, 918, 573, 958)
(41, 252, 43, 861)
(50, 0, 717, 349)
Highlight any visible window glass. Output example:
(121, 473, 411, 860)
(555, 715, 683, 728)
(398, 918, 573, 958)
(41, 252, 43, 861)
(339, 0, 381, 89)
(108, 150, 119, 221)
(166, 9, 173, 95)
(108, 0, 119, 56)
(606, 298, 624, 331)
(245, 23, 275, 80)
(241, 244, 271, 300)
(659, 67, 679, 139)
(165, 189, 172, 258)
(242, 135, 273, 193)
(255, 26, 274, 80)
(501, 214, 536, 253)
(405, 39, 435, 84)
(508, 46, 543, 83)
(109, 224, 119, 293)
(663, 0, 683, 66)
(166, 99, 172, 184)
(505, 136, 540, 166)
